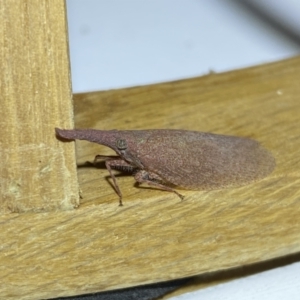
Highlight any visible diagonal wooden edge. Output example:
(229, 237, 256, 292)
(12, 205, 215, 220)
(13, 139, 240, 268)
(1, 56, 300, 300)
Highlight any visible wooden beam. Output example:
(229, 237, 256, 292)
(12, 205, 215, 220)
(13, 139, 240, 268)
(0, 0, 79, 213)
(0, 56, 299, 299)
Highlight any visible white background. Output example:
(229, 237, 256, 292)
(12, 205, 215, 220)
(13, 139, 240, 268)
(66, 1, 300, 299)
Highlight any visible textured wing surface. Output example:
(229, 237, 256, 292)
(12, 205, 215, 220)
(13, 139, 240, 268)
(135, 130, 275, 190)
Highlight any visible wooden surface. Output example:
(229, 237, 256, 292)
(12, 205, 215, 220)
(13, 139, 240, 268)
(0, 0, 79, 212)
(1, 56, 300, 299)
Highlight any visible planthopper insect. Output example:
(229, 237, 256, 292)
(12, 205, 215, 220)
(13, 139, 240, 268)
(55, 128, 275, 205)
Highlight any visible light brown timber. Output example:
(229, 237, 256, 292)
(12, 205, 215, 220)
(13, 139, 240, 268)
(0, 5, 299, 297)
(0, 0, 79, 213)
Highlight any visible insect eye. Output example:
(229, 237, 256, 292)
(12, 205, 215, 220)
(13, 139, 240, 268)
(116, 139, 127, 150)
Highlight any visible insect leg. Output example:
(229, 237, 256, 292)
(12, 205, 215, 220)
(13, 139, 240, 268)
(104, 158, 136, 206)
(134, 170, 184, 200)
(93, 155, 120, 165)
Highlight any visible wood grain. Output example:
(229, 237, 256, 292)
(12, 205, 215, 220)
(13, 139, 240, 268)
(0, 0, 79, 213)
(0, 56, 299, 299)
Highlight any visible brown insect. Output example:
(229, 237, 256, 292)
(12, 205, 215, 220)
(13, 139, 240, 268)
(55, 128, 275, 205)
